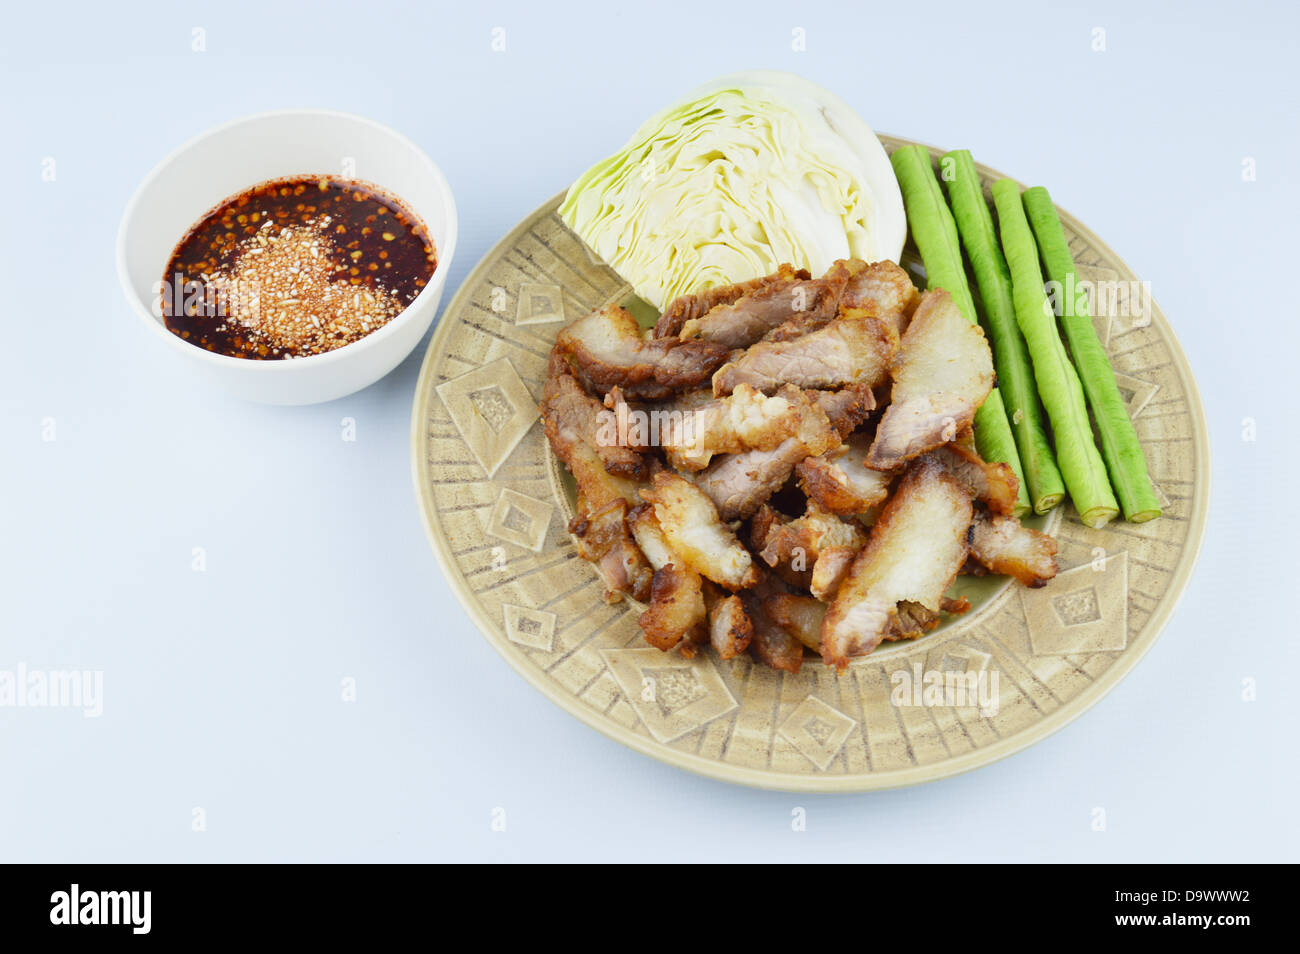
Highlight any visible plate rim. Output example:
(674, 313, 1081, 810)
(409, 137, 1212, 793)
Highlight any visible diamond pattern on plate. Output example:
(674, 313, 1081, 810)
(778, 696, 855, 771)
(436, 357, 538, 477)
(503, 604, 557, 651)
(486, 488, 552, 552)
(515, 283, 565, 325)
(601, 648, 737, 743)
(1020, 551, 1129, 655)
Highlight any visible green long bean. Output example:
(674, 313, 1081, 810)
(942, 151, 1064, 515)
(992, 179, 1118, 528)
(1022, 187, 1161, 523)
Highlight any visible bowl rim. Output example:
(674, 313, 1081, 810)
(115, 107, 459, 373)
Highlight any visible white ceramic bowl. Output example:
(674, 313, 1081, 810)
(117, 109, 458, 405)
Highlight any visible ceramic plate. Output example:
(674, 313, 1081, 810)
(410, 136, 1209, 791)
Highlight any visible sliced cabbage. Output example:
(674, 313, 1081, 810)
(560, 71, 906, 312)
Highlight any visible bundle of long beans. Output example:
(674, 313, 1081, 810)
(992, 179, 1119, 528)
(1022, 187, 1162, 523)
(941, 151, 1064, 516)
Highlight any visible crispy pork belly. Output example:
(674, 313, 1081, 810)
(820, 458, 974, 669)
(757, 502, 868, 570)
(756, 502, 867, 602)
(968, 510, 1059, 587)
(761, 261, 917, 343)
(638, 563, 707, 651)
(797, 436, 894, 517)
(543, 355, 654, 602)
(678, 259, 865, 350)
(568, 498, 653, 604)
(703, 583, 754, 661)
(711, 315, 897, 396)
(742, 585, 805, 673)
(556, 304, 729, 400)
(639, 472, 758, 590)
(629, 504, 710, 653)
(653, 265, 809, 339)
(866, 290, 995, 471)
(929, 443, 1020, 516)
(814, 383, 878, 439)
(542, 361, 644, 513)
(810, 546, 857, 602)
(764, 593, 826, 652)
(660, 384, 813, 471)
(627, 504, 672, 569)
(543, 357, 649, 480)
(693, 397, 840, 521)
(840, 260, 920, 321)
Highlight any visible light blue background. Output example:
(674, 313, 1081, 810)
(1, 0, 1295, 862)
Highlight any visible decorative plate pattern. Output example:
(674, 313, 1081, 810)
(410, 137, 1209, 791)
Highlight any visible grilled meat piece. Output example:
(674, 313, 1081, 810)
(967, 510, 1059, 587)
(797, 436, 894, 518)
(821, 457, 974, 669)
(653, 264, 809, 339)
(678, 259, 866, 350)
(556, 304, 729, 400)
(711, 314, 897, 396)
(866, 290, 994, 471)
(639, 472, 759, 590)
(693, 394, 840, 521)
(703, 583, 755, 661)
(638, 562, 707, 651)
(543, 355, 650, 480)
(660, 384, 815, 472)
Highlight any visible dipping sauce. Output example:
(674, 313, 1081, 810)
(160, 176, 437, 359)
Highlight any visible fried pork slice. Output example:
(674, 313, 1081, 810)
(653, 265, 809, 339)
(627, 505, 709, 653)
(627, 503, 673, 568)
(763, 261, 918, 343)
(839, 260, 919, 321)
(639, 472, 758, 590)
(556, 304, 729, 401)
(542, 356, 644, 512)
(742, 580, 805, 673)
(752, 503, 866, 600)
(711, 315, 897, 396)
(810, 546, 857, 602)
(765, 502, 869, 601)
(543, 356, 649, 480)
(679, 259, 865, 350)
(929, 443, 1020, 516)
(866, 290, 995, 471)
(703, 583, 754, 661)
(764, 594, 825, 652)
(968, 510, 1059, 587)
(569, 497, 653, 604)
(757, 501, 868, 571)
(660, 384, 812, 471)
(820, 458, 973, 669)
(815, 383, 878, 439)
(638, 563, 707, 651)
(693, 397, 840, 522)
(797, 436, 893, 517)
(543, 356, 653, 602)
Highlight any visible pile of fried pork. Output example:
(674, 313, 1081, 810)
(541, 260, 1059, 672)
